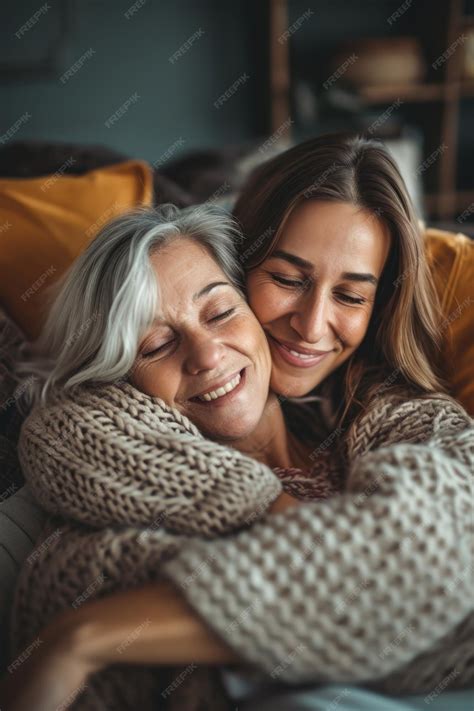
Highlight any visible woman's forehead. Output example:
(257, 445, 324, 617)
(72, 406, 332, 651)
(275, 200, 390, 276)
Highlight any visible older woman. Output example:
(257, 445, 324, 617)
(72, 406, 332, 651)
(2, 134, 473, 711)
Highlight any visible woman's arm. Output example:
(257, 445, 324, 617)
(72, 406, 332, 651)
(0, 581, 239, 711)
(19, 381, 283, 535)
(160, 398, 474, 693)
(52, 580, 240, 668)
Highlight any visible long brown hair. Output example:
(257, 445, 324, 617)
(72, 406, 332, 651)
(233, 132, 444, 427)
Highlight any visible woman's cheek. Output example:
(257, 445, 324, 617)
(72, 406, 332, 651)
(249, 286, 283, 325)
(338, 310, 371, 347)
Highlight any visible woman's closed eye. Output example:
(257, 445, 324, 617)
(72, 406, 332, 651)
(142, 338, 176, 357)
(269, 272, 368, 305)
(336, 292, 367, 305)
(269, 273, 307, 288)
(207, 307, 236, 322)
(141, 309, 236, 358)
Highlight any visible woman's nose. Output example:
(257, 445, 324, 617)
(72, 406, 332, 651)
(290, 292, 332, 344)
(183, 335, 223, 375)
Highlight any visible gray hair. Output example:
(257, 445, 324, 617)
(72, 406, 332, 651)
(16, 203, 244, 411)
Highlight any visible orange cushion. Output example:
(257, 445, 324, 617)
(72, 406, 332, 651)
(425, 228, 474, 415)
(0, 160, 153, 340)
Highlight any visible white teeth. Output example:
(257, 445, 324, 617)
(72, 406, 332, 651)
(288, 348, 315, 360)
(198, 373, 241, 402)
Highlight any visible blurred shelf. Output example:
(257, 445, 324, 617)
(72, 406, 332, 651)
(356, 81, 474, 104)
(424, 189, 474, 214)
(268, 0, 473, 220)
(357, 83, 445, 104)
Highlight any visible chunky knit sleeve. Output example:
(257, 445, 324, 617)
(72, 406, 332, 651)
(17, 382, 282, 536)
(163, 395, 474, 693)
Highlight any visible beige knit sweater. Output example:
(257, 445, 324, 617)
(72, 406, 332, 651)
(164, 393, 474, 696)
(12, 382, 474, 708)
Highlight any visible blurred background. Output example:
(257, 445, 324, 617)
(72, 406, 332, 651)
(1, 0, 474, 234)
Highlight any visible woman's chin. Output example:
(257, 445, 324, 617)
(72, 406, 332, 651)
(202, 421, 261, 443)
(269, 367, 323, 399)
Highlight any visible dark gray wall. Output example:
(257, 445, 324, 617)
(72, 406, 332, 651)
(1, 0, 265, 162)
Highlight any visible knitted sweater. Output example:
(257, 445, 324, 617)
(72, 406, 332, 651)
(12, 381, 287, 710)
(164, 394, 474, 696)
(12, 382, 474, 707)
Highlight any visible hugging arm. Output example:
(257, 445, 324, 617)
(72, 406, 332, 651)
(160, 400, 474, 693)
(7, 404, 472, 707)
(18, 382, 283, 535)
(0, 581, 239, 711)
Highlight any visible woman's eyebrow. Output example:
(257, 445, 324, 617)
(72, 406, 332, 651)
(193, 281, 230, 301)
(271, 250, 313, 269)
(141, 282, 231, 340)
(342, 272, 378, 285)
(270, 250, 378, 285)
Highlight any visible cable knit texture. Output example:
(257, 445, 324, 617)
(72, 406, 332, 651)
(164, 395, 474, 695)
(11, 383, 474, 707)
(12, 381, 283, 711)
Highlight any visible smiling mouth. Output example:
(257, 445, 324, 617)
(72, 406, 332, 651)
(190, 369, 246, 404)
(268, 334, 333, 368)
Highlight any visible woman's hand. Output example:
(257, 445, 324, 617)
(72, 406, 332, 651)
(0, 624, 96, 711)
(1, 579, 239, 711)
(0, 580, 242, 710)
